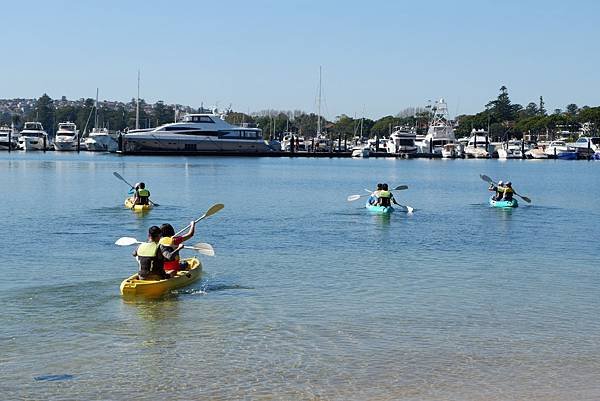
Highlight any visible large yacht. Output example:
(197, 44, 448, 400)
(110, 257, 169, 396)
(121, 113, 279, 154)
(18, 122, 48, 151)
(83, 128, 118, 152)
(464, 130, 490, 158)
(0, 125, 18, 150)
(53, 122, 79, 151)
(418, 98, 456, 154)
(387, 126, 417, 154)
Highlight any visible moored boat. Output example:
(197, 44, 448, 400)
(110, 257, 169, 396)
(124, 197, 152, 212)
(366, 202, 394, 214)
(120, 257, 201, 298)
(489, 197, 518, 208)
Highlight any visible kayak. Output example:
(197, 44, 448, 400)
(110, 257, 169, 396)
(365, 202, 394, 214)
(489, 197, 518, 208)
(124, 197, 152, 212)
(120, 257, 202, 298)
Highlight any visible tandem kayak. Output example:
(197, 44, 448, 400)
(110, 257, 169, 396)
(365, 202, 394, 214)
(489, 197, 518, 208)
(124, 197, 152, 212)
(120, 258, 202, 298)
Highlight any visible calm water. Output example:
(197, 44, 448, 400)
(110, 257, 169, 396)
(1, 153, 599, 400)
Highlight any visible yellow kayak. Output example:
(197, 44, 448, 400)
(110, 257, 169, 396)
(124, 197, 152, 212)
(120, 258, 202, 298)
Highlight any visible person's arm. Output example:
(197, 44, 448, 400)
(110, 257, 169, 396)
(160, 244, 184, 261)
(180, 221, 196, 242)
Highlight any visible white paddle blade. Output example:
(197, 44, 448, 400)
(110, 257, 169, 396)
(115, 237, 140, 246)
(406, 205, 415, 214)
(347, 195, 362, 202)
(187, 242, 215, 256)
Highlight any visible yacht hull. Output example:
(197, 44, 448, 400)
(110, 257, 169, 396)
(122, 134, 275, 154)
(18, 137, 46, 151)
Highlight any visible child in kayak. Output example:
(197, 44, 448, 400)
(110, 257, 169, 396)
(377, 183, 400, 207)
(159, 221, 196, 274)
(502, 182, 514, 201)
(489, 180, 505, 200)
(368, 183, 383, 205)
(133, 226, 179, 280)
(133, 182, 150, 205)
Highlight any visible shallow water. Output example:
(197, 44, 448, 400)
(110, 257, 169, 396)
(1, 153, 600, 400)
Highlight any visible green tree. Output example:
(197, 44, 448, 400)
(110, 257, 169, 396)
(565, 104, 578, 115)
(538, 96, 546, 116)
(28, 94, 56, 135)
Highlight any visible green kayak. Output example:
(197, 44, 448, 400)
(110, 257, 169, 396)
(489, 197, 518, 208)
(365, 203, 394, 214)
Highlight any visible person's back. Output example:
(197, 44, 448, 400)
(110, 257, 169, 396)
(134, 226, 168, 280)
(135, 182, 150, 205)
(503, 182, 514, 201)
(369, 183, 383, 205)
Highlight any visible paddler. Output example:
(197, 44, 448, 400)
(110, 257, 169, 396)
(159, 221, 196, 273)
(502, 181, 514, 201)
(369, 183, 383, 205)
(489, 180, 504, 201)
(133, 182, 151, 205)
(133, 226, 182, 280)
(377, 183, 400, 207)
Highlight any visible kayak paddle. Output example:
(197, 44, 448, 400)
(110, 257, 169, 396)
(347, 185, 408, 202)
(113, 171, 160, 206)
(114, 237, 215, 256)
(174, 203, 225, 236)
(480, 174, 531, 203)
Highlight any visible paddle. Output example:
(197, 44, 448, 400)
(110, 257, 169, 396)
(347, 185, 408, 202)
(174, 203, 225, 236)
(112, 171, 160, 206)
(114, 237, 215, 256)
(479, 174, 531, 203)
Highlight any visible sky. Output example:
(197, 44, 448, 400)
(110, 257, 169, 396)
(2, 0, 599, 120)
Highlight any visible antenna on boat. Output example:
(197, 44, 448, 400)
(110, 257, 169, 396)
(317, 65, 322, 136)
(135, 70, 140, 130)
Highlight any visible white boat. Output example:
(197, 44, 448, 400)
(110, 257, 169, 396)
(497, 141, 527, 159)
(281, 133, 307, 152)
(0, 125, 18, 150)
(368, 137, 389, 153)
(525, 147, 548, 159)
(53, 122, 79, 151)
(464, 130, 490, 158)
(18, 122, 48, 151)
(84, 127, 118, 152)
(571, 136, 600, 157)
(441, 143, 463, 158)
(351, 146, 369, 158)
(418, 98, 456, 155)
(388, 126, 417, 154)
(544, 140, 577, 159)
(122, 113, 279, 154)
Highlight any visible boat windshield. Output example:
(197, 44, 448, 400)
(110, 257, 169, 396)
(591, 138, 600, 145)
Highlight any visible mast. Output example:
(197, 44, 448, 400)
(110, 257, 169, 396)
(135, 70, 140, 130)
(94, 88, 99, 129)
(317, 66, 322, 136)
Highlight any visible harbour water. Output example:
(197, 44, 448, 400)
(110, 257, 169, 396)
(1, 153, 600, 400)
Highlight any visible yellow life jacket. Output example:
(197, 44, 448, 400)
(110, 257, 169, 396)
(159, 237, 179, 261)
(379, 190, 391, 198)
(137, 241, 158, 257)
(138, 188, 150, 197)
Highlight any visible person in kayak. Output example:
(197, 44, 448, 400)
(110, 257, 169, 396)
(368, 183, 383, 205)
(377, 183, 400, 207)
(502, 181, 514, 201)
(133, 226, 183, 280)
(159, 221, 196, 273)
(133, 182, 150, 205)
(489, 180, 504, 201)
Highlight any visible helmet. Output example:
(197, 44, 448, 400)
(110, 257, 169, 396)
(498, 180, 503, 185)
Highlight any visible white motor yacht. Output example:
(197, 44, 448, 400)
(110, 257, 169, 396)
(84, 128, 118, 152)
(441, 143, 464, 158)
(388, 126, 417, 154)
(351, 146, 370, 158)
(53, 122, 79, 151)
(0, 125, 18, 150)
(18, 122, 48, 151)
(464, 130, 490, 158)
(544, 140, 577, 159)
(368, 137, 389, 153)
(525, 147, 548, 159)
(281, 133, 307, 152)
(497, 141, 527, 159)
(418, 98, 456, 155)
(122, 113, 279, 154)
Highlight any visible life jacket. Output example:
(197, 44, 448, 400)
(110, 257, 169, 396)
(160, 236, 181, 271)
(136, 242, 159, 275)
(503, 187, 514, 200)
(378, 190, 391, 207)
(138, 188, 150, 197)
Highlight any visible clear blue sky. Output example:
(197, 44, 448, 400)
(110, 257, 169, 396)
(2, 0, 599, 119)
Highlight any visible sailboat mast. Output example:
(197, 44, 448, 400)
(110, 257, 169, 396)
(317, 66, 322, 136)
(135, 70, 140, 130)
(94, 88, 99, 128)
